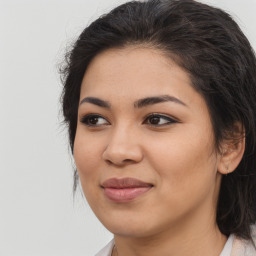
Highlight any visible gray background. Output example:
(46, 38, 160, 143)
(1, 0, 255, 255)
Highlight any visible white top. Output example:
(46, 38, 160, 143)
(95, 239, 114, 256)
(219, 235, 234, 256)
(95, 235, 234, 256)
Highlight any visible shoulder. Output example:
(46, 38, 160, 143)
(231, 224, 256, 256)
(95, 239, 115, 256)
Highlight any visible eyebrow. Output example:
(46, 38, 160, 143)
(134, 95, 187, 108)
(79, 95, 187, 108)
(80, 97, 111, 108)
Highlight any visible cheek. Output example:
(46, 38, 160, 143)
(73, 132, 102, 184)
(146, 135, 218, 220)
(146, 126, 217, 191)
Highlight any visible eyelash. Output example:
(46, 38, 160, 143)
(80, 113, 178, 127)
(80, 114, 110, 127)
(143, 113, 178, 126)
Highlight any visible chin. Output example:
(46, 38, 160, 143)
(108, 225, 155, 238)
(99, 213, 164, 238)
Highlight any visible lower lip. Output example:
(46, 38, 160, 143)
(103, 187, 152, 202)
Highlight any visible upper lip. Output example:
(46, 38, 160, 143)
(101, 177, 153, 189)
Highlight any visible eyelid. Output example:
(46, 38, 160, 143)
(80, 113, 110, 126)
(79, 112, 179, 127)
(143, 113, 179, 126)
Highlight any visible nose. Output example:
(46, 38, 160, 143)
(102, 127, 143, 166)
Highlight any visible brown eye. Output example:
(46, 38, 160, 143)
(88, 116, 99, 125)
(149, 116, 161, 125)
(80, 114, 109, 126)
(144, 114, 177, 126)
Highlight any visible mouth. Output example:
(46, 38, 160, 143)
(101, 177, 153, 202)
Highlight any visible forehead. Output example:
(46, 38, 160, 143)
(80, 46, 201, 108)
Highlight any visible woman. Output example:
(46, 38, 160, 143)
(60, 0, 256, 255)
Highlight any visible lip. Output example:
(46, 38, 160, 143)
(101, 177, 153, 202)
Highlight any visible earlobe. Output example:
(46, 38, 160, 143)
(217, 125, 245, 175)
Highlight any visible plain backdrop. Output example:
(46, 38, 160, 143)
(0, 0, 256, 255)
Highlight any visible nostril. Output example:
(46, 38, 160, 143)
(123, 159, 134, 163)
(102, 144, 143, 165)
(105, 158, 134, 166)
(106, 159, 113, 165)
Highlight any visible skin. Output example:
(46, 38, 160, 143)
(74, 46, 233, 256)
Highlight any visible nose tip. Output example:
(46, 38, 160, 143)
(102, 141, 143, 166)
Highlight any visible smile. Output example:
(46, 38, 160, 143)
(101, 177, 153, 202)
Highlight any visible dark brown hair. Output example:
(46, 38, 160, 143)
(60, 0, 256, 241)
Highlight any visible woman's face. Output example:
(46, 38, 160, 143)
(74, 47, 222, 238)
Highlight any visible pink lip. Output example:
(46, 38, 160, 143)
(101, 178, 153, 202)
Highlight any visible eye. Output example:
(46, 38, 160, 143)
(144, 113, 178, 126)
(80, 114, 110, 127)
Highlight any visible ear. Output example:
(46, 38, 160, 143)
(217, 123, 245, 175)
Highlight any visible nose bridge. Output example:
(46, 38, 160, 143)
(102, 122, 143, 165)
